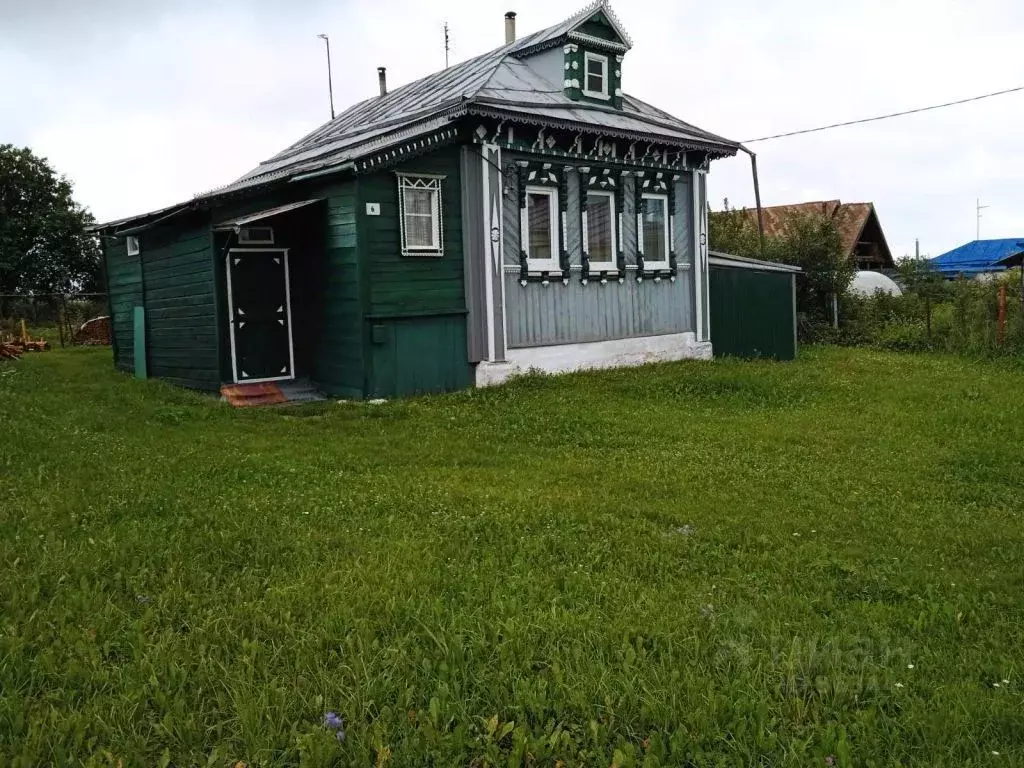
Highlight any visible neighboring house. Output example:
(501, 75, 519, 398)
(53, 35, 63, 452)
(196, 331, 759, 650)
(95, 1, 741, 399)
(929, 239, 1024, 278)
(715, 200, 895, 271)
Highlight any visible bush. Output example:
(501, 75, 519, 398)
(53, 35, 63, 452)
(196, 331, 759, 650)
(836, 271, 1024, 358)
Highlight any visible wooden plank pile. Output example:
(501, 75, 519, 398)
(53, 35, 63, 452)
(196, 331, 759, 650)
(1, 340, 50, 359)
(1, 320, 50, 359)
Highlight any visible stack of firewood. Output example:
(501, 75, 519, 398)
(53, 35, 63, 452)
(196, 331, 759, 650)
(74, 316, 112, 346)
(0, 343, 22, 360)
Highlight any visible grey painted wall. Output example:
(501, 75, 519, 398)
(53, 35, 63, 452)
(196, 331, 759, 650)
(504, 269, 694, 347)
(498, 150, 698, 348)
(460, 146, 486, 363)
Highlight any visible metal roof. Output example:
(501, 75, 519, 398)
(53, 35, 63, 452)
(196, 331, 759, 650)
(213, 199, 324, 230)
(99, 1, 740, 230)
(929, 239, 1024, 275)
(996, 250, 1024, 268)
(709, 251, 803, 274)
(509, 0, 634, 53)
(211, 1, 737, 196)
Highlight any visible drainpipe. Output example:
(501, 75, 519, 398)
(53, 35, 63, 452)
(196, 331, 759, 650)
(738, 145, 766, 260)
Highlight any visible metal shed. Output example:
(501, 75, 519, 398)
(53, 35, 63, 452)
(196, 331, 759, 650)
(709, 251, 801, 360)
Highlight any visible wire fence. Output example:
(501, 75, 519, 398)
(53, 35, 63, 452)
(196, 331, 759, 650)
(0, 294, 110, 348)
(830, 275, 1024, 357)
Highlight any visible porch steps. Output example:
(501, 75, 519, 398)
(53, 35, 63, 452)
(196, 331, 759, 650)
(220, 379, 325, 408)
(277, 379, 327, 404)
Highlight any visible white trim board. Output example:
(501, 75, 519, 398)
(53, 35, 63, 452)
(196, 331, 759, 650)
(225, 248, 296, 385)
(475, 332, 712, 387)
(582, 51, 610, 100)
(708, 253, 802, 274)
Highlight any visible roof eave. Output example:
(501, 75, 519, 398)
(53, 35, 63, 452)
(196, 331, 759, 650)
(466, 102, 740, 157)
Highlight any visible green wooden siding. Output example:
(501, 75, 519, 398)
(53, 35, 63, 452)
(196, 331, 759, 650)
(358, 148, 470, 398)
(360, 149, 465, 317)
(104, 237, 142, 373)
(313, 180, 364, 398)
(368, 315, 472, 398)
(578, 15, 621, 42)
(141, 221, 219, 389)
(103, 146, 467, 398)
(709, 265, 796, 360)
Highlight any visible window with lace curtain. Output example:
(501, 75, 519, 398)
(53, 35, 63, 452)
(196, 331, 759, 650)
(398, 174, 444, 257)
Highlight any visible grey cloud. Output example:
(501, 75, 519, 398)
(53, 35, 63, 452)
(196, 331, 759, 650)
(1, 0, 1020, 250)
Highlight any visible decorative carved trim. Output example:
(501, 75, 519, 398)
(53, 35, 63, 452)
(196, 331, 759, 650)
(356, 127, 460, 172)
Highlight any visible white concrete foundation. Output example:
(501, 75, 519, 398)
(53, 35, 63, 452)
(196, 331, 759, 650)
(475, 332, 712, 387)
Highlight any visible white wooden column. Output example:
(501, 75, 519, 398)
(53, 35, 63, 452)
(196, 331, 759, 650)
(481, 143, 506, 361)
(691, 168, 706, 342)
(697, 169, 710, 342)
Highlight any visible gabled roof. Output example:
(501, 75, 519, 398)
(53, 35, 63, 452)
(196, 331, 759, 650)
(99, 1, 739, 230)
(930, 239, 1024, 275)
(212, 2, 736, 198)
(717, 200, 894, 267)
(509, 0, 633, 55)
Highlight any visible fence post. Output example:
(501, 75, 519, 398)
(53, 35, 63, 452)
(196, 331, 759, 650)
(998, 285, 1007, 346)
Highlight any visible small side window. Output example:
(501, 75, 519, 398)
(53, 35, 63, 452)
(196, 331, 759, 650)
(126, 236, 140, 256)
(583, 52, 609, 99)
(238, 226, 274, 245)
(398, 174, 444, 257)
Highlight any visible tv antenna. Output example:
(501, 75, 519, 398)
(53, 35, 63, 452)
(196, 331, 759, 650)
(444, 22, 450, 68)
(976, 198, 989, 240)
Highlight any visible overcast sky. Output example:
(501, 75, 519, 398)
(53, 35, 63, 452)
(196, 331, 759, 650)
(2, 0, 1021, 257)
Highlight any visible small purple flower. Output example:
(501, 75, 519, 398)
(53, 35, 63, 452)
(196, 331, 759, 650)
(323, 711, 344, 731)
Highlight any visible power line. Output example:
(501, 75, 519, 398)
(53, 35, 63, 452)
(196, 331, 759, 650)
(743, 86, 1024, 143)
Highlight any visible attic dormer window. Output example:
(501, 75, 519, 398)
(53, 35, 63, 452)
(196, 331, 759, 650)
(583, 52, 609, 99)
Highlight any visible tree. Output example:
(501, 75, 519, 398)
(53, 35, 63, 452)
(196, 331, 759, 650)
(710, 201, 852, 330)
(0, 145, 101, 306)
(895, 257, 948, 337)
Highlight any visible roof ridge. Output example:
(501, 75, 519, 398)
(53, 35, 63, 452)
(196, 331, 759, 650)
(510, 0, 632, 54)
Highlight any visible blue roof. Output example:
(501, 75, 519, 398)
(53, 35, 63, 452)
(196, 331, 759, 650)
(929, 239, 1024, 275)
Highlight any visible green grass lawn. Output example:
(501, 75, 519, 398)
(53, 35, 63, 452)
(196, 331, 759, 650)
(2, 347, 1023, 767)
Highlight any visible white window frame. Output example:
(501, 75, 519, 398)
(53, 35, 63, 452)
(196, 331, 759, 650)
(582, 52, 610, 100)
(238, 225, 275, 245)
(583, 189, 617, 272)
(397, 173, 444, 257)
(521, 185, 560, 273)
(639, 193, 671, 271)
(126, 236, 140, 256)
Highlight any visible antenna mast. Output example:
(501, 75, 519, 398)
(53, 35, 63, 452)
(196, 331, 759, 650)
(976, 198, 989, 240)
(444, 22, 450, 68)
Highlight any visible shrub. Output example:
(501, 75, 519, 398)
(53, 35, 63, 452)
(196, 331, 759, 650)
(836, 270, 1024, 358)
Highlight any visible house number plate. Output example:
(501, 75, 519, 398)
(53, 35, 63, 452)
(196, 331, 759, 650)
(365, 203, 381, 216)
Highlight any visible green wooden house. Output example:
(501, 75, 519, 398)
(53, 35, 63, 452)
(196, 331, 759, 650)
(96, 1, 741, 400)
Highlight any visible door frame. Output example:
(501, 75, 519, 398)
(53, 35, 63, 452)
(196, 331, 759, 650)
(225, 247, 296, 384)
